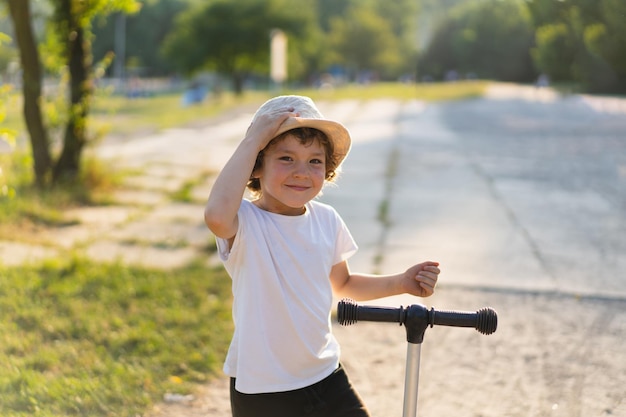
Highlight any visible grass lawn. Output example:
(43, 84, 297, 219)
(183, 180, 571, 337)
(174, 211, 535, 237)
(0, 259, 232, 417)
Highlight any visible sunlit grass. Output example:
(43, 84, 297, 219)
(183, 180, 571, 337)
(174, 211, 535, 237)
(0, 258, 232, 417)
(292, 80, 489, 102)
(0, 150, 127, 242)
(89, 90, 271, 138)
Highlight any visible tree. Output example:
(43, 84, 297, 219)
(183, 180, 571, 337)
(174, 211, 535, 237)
(583, 0, 626, 92)
(5, 0, 51, 187)
(525, 0, 626, 93)
(91, 0, 190, 77)
(315, 0, 418, 80)
(328, 6, 402, 80)
(46, 0, 140, 183)
(163, 0, 313, 94)
(5, 0, 139, 187)
(418, 0, 535, 82)
(532, 23, 576, 81)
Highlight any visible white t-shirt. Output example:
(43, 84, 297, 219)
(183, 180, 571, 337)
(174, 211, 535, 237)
(216, 199, 358, 394)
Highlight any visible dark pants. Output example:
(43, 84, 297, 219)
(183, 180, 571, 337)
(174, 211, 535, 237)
(230, 364, 370, 417)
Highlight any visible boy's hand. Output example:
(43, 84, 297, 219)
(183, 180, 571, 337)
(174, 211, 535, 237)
(402, 261, 440, 297)
(246, 107, 298, 149)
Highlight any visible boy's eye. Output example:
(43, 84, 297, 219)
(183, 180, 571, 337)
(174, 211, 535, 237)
(278, 156, 293, 161)
(310, 159, 324, 164)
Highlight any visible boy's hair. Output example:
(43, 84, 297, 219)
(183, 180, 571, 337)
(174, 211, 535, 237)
(247, 127, 339, 195)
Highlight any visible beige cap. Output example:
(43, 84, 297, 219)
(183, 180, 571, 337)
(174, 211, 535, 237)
(252, 95, 351, 166)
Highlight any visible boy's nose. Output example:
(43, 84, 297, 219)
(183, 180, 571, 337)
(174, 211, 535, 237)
(292, 162, 310, 178)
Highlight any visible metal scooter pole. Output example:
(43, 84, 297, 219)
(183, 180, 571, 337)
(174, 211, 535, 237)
(337, 299, 497, 417)
(403, 343, 421, 417)
(400, 304, 432, 417)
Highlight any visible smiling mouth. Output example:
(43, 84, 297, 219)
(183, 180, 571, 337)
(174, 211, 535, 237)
(286, 185, 310, 191)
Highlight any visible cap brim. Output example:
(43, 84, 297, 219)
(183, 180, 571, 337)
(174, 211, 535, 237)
(276, 117, 351, 166)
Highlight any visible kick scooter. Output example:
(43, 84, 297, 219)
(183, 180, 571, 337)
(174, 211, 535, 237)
(337, 298, 498, 417)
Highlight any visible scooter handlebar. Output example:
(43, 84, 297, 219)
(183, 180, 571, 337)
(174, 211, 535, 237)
(337, 298, 497, 335)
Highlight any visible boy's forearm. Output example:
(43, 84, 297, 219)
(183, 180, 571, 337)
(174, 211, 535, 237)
(204, 139, 259, 236)
(334, 273, 404, 301)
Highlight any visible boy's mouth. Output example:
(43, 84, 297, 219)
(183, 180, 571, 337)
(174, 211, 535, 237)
(286, 184, 310, 192)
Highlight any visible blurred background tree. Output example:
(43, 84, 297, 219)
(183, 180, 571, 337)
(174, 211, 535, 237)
(417, 0, 535, 82)
(89, 0, 626, 93)
(526, 0, 626, 93)
(161, 0, 315, 95)
(4, 0, 140, 187)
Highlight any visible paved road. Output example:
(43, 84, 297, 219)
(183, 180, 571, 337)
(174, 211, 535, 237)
(319, 86, 626, 301)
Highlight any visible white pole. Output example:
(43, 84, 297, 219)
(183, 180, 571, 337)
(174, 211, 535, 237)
(403, 343, 422, 417)
(270, 29, 287, 90)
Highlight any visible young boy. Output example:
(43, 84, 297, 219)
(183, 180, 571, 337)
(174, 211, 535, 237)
(204, 95, 440, 417)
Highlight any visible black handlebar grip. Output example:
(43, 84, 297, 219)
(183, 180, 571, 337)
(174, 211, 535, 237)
(337, 299, 405, 325)
(431, 307, 497, 335)
(337, 298, 359, 325)
(476, 307, 498, 334)
(337, 298, 497, 335)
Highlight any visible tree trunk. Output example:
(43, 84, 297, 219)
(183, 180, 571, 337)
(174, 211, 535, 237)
(6, 0, 52, 188)
(232, 72, 244, 96)
(53, 0, 92, 184)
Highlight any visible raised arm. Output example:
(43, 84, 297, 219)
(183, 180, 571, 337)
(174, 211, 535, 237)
(204, 108, 296, 240)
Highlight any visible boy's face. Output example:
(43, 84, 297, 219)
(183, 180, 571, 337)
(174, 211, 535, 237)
(253, 134, 326, 215)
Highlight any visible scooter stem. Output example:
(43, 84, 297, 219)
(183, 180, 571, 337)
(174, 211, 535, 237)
(403, 343, 422, 417)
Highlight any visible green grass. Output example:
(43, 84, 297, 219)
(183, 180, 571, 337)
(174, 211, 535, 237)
(0, 258, 232, 417)
(89, 90, 271, 138)
(290, 80, 489, 102)
(0, 151, 127, 243)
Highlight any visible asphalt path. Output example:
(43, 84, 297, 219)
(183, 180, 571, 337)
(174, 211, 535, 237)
(318, 87, 626, 302)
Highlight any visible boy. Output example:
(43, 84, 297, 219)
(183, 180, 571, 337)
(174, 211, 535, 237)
(205, 95, 439, 417)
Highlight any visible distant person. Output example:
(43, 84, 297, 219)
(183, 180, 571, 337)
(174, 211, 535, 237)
(204, 95, 440, 417)
(536, 73, 550, 88)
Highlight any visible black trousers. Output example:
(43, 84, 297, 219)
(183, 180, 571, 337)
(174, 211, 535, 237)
(230, 364, 370, 417)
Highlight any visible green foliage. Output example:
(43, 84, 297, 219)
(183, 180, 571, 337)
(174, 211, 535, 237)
(161, 0, 421, 86)
(162, 0, 315, 92)
(42, 0, 140, 73)
(418, 0, 535, 82)
(584, 0, 626, 82)
(526, 0, 626, 93)
(328, 6, 403, 79)
(532, 23, 575, 81)
(0, 259, 232, 417)
(92, 0, 190, 77)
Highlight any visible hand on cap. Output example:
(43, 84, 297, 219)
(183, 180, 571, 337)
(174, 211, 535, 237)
(246, 107, 298, 148)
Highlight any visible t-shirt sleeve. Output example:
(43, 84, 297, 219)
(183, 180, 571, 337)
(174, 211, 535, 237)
(215, 200, 249, 262)
(333, 213, 358, 265)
